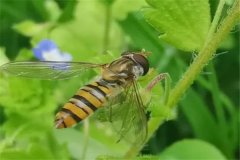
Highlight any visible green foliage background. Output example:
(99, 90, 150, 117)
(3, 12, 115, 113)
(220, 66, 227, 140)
(0, 0, 239, 159)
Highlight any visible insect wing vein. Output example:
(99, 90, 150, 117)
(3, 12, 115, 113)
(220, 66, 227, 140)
(102, 80, 147, 145)
(0, 61, 103, 79)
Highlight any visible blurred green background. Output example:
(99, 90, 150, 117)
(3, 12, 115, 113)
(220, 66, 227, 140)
(0, 0, 239, 159)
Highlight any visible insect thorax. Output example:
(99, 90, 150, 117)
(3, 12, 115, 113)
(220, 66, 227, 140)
(101, 57, 144, 86)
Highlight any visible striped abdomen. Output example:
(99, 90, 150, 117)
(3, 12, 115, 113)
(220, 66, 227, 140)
(55, 81, 111, 129)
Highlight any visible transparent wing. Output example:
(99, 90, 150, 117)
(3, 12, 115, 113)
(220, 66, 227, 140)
(0, 61, 104, 80)
(103, 79, 148, 145)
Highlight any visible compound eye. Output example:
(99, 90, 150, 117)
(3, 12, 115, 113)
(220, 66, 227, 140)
(132, 54, 149, 76)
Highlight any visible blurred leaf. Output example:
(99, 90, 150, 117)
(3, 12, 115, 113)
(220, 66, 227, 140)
(56, 0, 78, 23)
(100, 0, 115, 6)
(54, 127, 128, 160)
(207, 62, 230, 154)
(0, 0, 49, 59)
(143, 0, 211, 51)
(0, 78, 56, 114)
(28, 0, 50, 21)
(0, 0, 48, 21)
(159, 139, 226, 159)
(219, 34, 235, 49)
(97, 155, 160, 160)
(13, 20, 52, 37)
(0, 106, 6, 125)
(1, 133, 70, 159)
(1, 150, 32, 159)
(0, 48, 9, 66)
(15, 48, 38, 60)
(180, 89, 218, 144)
(194, 62, 238, 158)
(112, 0, 146, 20)
(119, 12, 165, 67)
(45, 0, 61, 21)
(47, 0, 123, 60)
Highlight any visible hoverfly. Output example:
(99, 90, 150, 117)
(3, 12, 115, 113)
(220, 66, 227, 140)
(0, 51, 151, 145)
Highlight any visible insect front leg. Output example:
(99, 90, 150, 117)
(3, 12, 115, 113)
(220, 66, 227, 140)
(146, 73, 171, 104)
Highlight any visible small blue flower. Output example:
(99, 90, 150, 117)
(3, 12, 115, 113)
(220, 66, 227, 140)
(33, 39, 72, 61)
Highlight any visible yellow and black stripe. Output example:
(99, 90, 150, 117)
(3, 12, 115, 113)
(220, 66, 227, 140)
(55, 81, 111, 129)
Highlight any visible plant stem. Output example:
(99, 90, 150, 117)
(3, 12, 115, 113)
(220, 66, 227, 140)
(80, 119, 90, 160)
(166, 0, 240, 110)
(102, 4, 112, 53)
(205, 0, 226, 44)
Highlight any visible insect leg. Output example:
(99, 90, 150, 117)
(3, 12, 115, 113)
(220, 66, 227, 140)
(146, 73, 171, 104)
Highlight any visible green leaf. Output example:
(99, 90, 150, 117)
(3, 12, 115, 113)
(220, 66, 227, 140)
(54, 127, 128, 160)
(196, 64, 238, 158)
(1, 134, 70, 159)
(118, 12, 165, 67)
(1, 150, 32, 159)
(56, 0, 78, 23)
(100, 0, 116, 6)
(0, 48, 9, 66)
(112, 0, 146, 20)
(0, 0, 49, 59)
(159, 139, 226, 160)
(47, 0, 123, 60)
(45, 0, 61, 21)
(180, 89, 218, 144)
(13, 20, 52, 37)
(143, 0, 211, 51)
